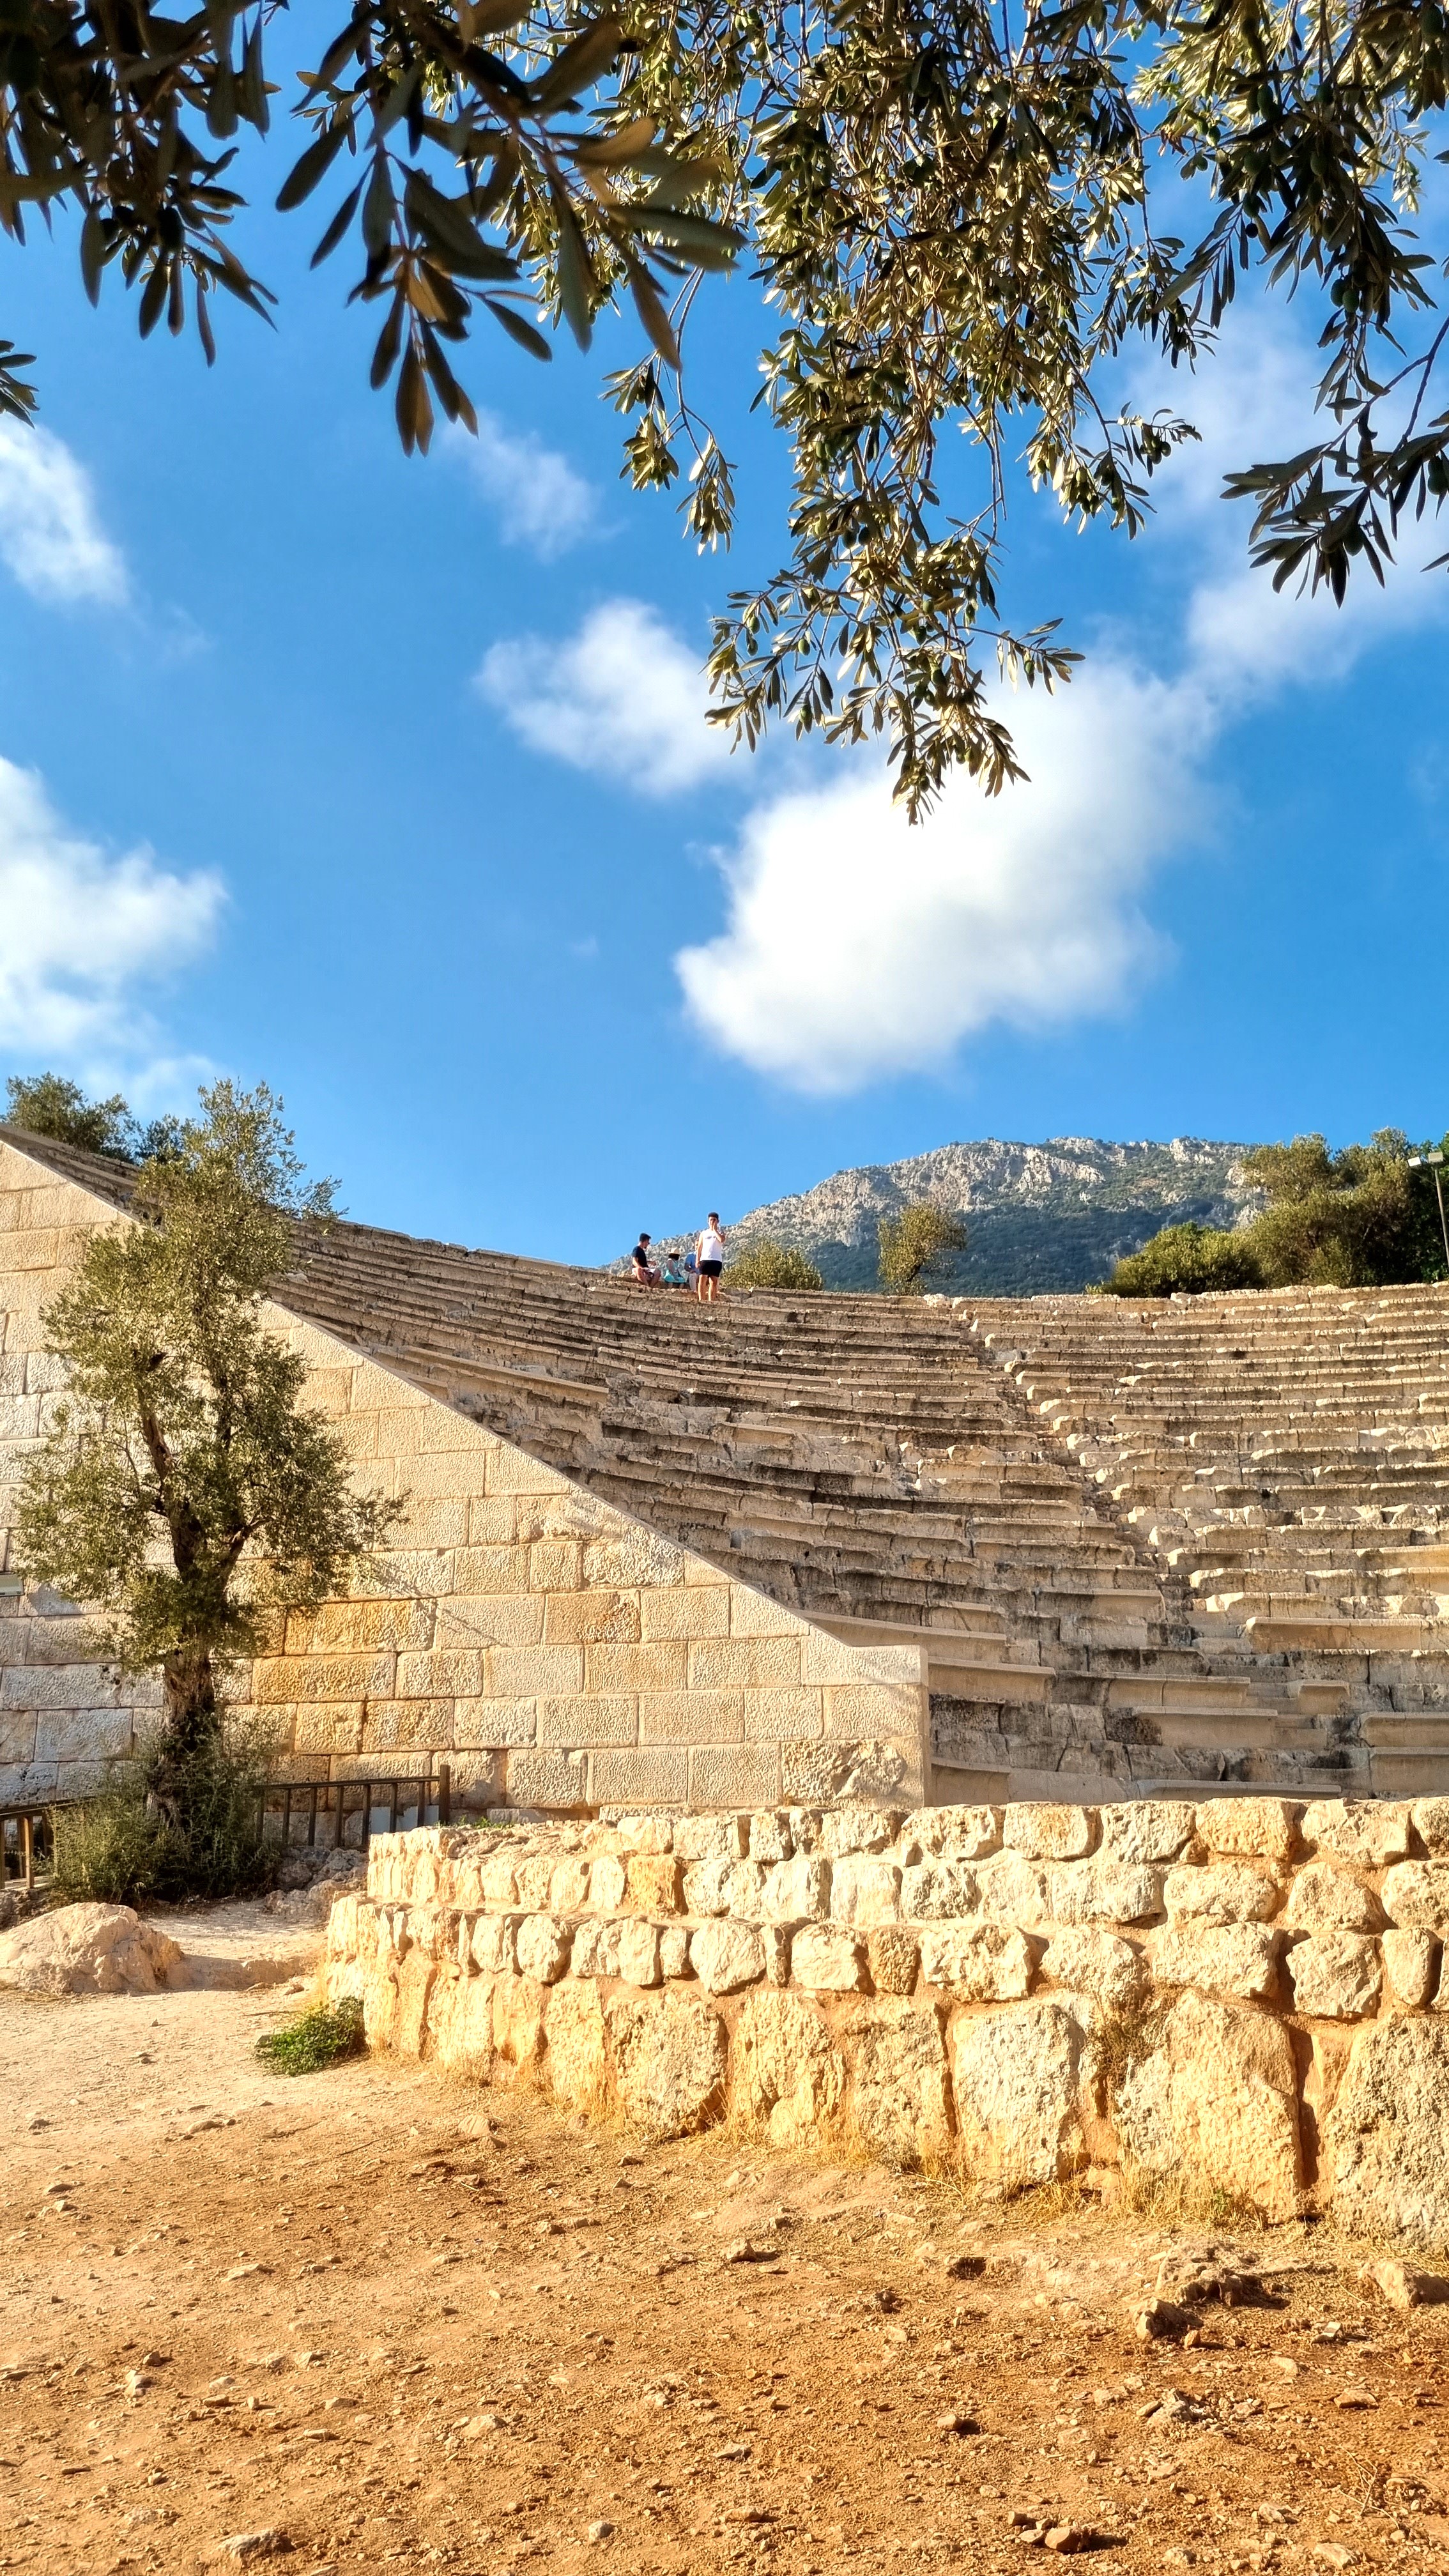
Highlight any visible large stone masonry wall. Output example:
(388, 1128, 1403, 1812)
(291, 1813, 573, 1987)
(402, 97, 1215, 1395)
(327, 1793, 1449, 2244)
(0, 1140, 926, 1811)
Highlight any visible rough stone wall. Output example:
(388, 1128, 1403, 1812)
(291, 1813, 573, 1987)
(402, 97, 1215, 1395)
(326, 1793, 1449, 2241)
(0, 1140, 927, 1811)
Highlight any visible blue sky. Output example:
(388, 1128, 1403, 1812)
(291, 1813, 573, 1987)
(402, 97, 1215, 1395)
(0, 82, 1446, 1264)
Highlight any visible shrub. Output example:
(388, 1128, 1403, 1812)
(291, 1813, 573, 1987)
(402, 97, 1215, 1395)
(52, 1719, 279, 1905)
(727, 1237, 824, 1290)
(255, 1995, 365, 2075)
(1101, 1221, 1264, 1298)
(877, 1201, 968, 1294)
(1107, 1127, 1449, 1296)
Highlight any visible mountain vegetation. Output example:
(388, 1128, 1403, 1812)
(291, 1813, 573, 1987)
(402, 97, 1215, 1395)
(1, 1, 1446, 813)
(1104, 1130, 1449, 1294)
(713, 1137, 1259, 1297)
(726, 1238, 824, 1291)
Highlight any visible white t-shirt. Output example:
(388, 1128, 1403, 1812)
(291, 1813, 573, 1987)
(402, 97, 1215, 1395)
(698, 1227, 725, 1263)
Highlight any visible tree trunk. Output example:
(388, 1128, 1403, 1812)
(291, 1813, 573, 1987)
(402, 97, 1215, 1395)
(148, 1644, 220, 1824)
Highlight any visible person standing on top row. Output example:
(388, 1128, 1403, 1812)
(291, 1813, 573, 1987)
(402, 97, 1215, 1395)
(696, 1213, 726, 1303)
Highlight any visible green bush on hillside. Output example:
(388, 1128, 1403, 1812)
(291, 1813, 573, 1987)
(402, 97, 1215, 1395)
(727, 1238, 824, 1290)
(1102, 1127, 1449, 1296)
(1101, 1221, 1264, 1298)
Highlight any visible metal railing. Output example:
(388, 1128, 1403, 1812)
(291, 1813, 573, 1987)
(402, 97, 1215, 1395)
(1, 1801, 57, 1893)
(259, 1765, 453, 1853)
(0, 1765, 454, 1893)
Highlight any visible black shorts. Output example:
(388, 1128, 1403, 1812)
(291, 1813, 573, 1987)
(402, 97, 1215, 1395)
(699, 1259, 723, 1278)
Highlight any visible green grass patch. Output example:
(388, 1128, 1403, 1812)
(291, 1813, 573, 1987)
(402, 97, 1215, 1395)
(254, 1995, 365, 2076)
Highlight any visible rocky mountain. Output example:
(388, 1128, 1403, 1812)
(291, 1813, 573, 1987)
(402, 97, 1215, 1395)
(685, 1137, 1260, 1296)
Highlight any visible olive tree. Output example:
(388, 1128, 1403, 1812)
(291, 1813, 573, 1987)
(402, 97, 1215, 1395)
(1, 0, 1446, 815)
(877, 1202, 968, 1295)
(14, 1081, 398, 1821)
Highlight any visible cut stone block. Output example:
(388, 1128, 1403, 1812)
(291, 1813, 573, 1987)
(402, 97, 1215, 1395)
(1288, 1932, 1382, 2023)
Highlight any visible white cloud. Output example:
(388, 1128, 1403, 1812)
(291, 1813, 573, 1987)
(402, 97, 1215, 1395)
(0, 420, 128, 607)
(676, 664, 1202, 1092)
(477, 312, 1449, 1094)
(0, 756, 223, 1071)
(448, 413, 595, 560)
(681, 312, 1449, 1091)
(475, 597, 732, 793)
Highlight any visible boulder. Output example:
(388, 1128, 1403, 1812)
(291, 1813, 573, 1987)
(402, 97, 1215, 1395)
(571, 1917, 623, 1979)
(842, 2001, 953, 2168)
(689, 1919, 765, 1995)
(1041, 1927, 1147, 2011)
(918, 1921, 1033, 2001)
(1165, 1990, 1301, 2222)
(1382, 1928, 1440, 2010)
(1150, 1924, 1282, 2004)
(614, 1919, 662, 1989)
(1411, 1798, 1449, 1857)
(1287, 1933, 1382, 2023)
(1382, 1861, 1449, 1931)
(900, 1861, 978, 1921)
(1282, 1865, 1383, 1935)
(828, 1857, 901, 1926)
(430, 1969, 496, 2084)
(762, 1855, 831, 1923)
(605, 1989, 729, 2135)
(1359, 2258, 1449, 2311)
(733, 1988, 846, 2146)
(1303, 1801, 1412, 1867)
(1195, 1798, 1300, 1861)
(1049, 1862, 1165, 1928)
(1004, 1803, 1094, 1860)
(790, 1927, 866, 1993)
(544, 1979, 610, 2114)
(1163, 1864, 1281, 1926)
(976, 1853, 1052, 1925)
(515, 1914, 571, 1986)
(948, 2000, 1087, 2185)
(0, 1902, 183, 1997)
(866, 1927, 921, 1997)
(1098, 1801, 1196, 1864)
(904, 1804, 1002, 1860)
(820, 1805, 899, 1858)
(1326, 2017, 1449, 2244)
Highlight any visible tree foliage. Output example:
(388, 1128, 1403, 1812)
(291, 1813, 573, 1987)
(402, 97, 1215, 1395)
(14, 1080, 399, 1814)
(726, 1236, 824, 1289)
(878, 1200, 968, 1294)
(3, 0, 1449, 814)
(5, 1070, 181, 1164)
(1102, 1128, 1449, 1294)
(1099, 1218, 1265, 1296)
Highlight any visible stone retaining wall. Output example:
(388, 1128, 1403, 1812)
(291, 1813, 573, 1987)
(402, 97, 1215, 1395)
(0, 1138, 927, 1810)
(325, 1793, 1449, 2244)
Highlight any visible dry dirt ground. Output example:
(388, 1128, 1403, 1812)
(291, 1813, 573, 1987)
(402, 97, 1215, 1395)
(3, 1908, 1449, 2576)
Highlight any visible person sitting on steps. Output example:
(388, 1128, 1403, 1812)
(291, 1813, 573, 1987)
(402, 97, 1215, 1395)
(631, 1232, 661, 1286)
(696, 1213, 726, 1303)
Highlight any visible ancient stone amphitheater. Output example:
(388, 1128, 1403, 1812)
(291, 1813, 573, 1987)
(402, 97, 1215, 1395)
(3, 1124, 1449, 1809)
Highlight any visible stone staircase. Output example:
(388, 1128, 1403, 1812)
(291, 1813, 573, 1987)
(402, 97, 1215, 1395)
(10, 1123, 1446, 1805)
(282, 1226, 1446, 1802)
(967, 1287, 1449, 1798)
